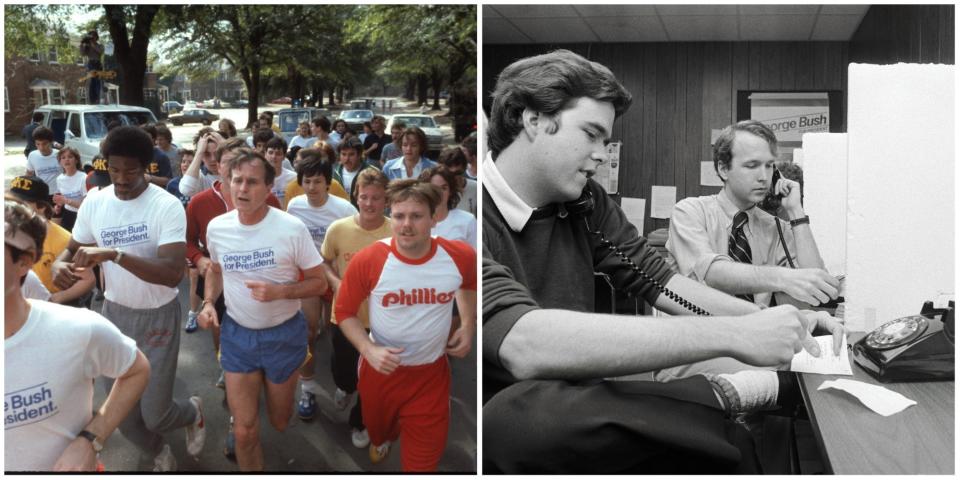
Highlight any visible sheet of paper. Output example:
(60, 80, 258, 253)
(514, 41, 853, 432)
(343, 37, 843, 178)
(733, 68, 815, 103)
(790, 335, 852, 375)
(620, 197, 645, 235)
(817, 378, 917, 416)
(649, 186, 676, 219)
(700, 161, 723, 187)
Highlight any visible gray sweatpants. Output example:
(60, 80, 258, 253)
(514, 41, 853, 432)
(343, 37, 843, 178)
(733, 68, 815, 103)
(101, 297, 197, 457)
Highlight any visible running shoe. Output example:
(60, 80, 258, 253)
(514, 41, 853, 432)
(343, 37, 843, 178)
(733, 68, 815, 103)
(369, 441, 391, 464)
(333, 388, 353, 411)
(223, 416, 236, 459)
(153, 444, 177, 472)
(297, 390, 317, 421)
(184, 310, 199, 333)
(185, 396, 206, 456)
(351, 428, 370, 449)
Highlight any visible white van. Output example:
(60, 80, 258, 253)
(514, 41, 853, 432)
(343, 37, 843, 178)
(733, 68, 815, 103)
(33, 104, 157, 166)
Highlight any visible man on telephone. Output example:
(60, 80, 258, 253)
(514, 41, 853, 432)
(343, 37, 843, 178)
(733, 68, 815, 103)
(666, 120, 840, 309)
(482, 50, 843, 473)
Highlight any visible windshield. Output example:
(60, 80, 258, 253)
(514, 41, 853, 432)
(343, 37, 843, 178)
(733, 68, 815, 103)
(280, 111, 313, 132)
(84, 111, 156, 140)
(342, 110, 372, 120)
(395, 116, 436, 128)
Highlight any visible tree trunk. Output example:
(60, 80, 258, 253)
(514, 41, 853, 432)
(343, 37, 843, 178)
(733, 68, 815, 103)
(246, 64, 261, 130)
(104, 5, 160, 107)
(431, 68, 443, 111)
(416, 74, 428, 106)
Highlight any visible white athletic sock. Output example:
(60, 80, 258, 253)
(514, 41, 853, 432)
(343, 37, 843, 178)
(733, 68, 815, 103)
(706, 370, 779, 415)
(300, 377, 320, 394)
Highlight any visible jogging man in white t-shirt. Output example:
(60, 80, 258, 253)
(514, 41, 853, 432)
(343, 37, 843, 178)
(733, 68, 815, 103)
(336, 179, 476, 471)
(6, 196, 151, 472)
(51, 126, 206, 472)
(198, 149, 328, 471)
(284, 148, 357, 421)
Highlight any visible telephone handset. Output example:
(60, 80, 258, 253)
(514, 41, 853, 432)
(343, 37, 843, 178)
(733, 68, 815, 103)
(567, 188, 712, 316)
(852, 300, 955, 382)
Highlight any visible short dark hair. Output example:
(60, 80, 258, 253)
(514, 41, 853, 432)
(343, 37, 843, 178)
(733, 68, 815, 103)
(311, 116, 331, 133)
(713, 120, 779, 181)
(218, 118, 237, 138)
(419, 164, 462, 210)
(193, 126, 216, 146)
(296, 149, 333, 186)
(216, 137, 247, 165)
(32, 112, 44, 122)
(488, 49, 632, 157)
(101, 126, 154, 167)
(386, 178, 441, 216)
(141, 123, 158, 141)
(338, 136, 364, 156)
(390, 121, 406, 132)
(32, 126, 54, 142)
(226, 149, 275, 186)
(253, 128, 274, 146)
(438, 146, 467, 170)
(156, 125, 173, 143)
(401, 127, 427, 154)
(461, 135, 477, 157)
(265, 136, 287, 154)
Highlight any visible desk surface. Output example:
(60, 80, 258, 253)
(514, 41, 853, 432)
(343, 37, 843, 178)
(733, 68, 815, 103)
(797, 332, 955, 474)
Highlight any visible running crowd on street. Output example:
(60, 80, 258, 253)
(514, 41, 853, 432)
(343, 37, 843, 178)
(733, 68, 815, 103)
(5, 109, 479, 472)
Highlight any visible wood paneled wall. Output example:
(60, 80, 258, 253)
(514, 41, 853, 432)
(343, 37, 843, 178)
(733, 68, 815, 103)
(484, 42, 849, 234)
(851, 5, 955, 65)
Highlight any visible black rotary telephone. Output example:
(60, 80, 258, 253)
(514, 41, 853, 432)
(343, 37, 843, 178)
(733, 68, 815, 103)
(852, 300, 955, 383)
(564, 188, 712, 316)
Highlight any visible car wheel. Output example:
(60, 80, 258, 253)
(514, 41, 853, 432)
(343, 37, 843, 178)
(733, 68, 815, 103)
(172, 120, 181, 126)
(203, 120, 211, 126)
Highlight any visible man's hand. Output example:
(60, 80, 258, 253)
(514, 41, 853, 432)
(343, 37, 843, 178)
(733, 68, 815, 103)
(730, 305, 817, 367)
(799, 310, 847, 357)
(197, 301, 219, 329)
(446, 323, 474, 358)
(52, 193, 67, 206)
(52, 261, 85, 291)
(73, 247, 119, 269)
(245, 280, 282, 302)
(775, 177, 804, 214)
(52, 437, 97, 471)
(778, 268, 840, 305)
(362, 344, 404, 375)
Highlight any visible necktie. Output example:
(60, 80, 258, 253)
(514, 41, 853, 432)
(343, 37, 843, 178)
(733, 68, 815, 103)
(728, 211, 755, 303)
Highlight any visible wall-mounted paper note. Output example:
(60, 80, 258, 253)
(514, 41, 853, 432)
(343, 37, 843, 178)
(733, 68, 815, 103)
(791, 335, 852, 375)
(620, 197, 646, 235)
(650, 186, 676, 219)
(817, 378, 917, 416)
(700, 162, 723, 187)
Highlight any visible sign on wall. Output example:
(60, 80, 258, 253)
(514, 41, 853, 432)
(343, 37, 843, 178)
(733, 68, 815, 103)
(750, 92, 830, 162)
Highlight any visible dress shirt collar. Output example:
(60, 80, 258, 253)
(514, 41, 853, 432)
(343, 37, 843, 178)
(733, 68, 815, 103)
(483, 153, 534, 232)
(717, 188, 760, 234)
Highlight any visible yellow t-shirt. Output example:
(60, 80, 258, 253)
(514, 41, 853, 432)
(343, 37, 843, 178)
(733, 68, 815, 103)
(321, 215, 392, 328)
(283, 178, 349, 210)
(33, 221, 71, 293)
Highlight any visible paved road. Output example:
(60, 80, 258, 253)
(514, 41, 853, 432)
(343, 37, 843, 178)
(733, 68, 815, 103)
(91, 276, 477, 472)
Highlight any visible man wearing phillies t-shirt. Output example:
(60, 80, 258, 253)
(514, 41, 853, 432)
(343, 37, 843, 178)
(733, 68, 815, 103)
(335, 179, 476, 471)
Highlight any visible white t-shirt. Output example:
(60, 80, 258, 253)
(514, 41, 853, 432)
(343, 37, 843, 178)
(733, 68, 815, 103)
(5, 300, 137, 471)
(286, 194, 358, 252)
(56, 171, 87, 212)
(433, 209, 477, 248)
(271, 168, 298, 206)
(21, 270, 51, 301)
(290, 135, 317, 150)
(207, 208, 324, 329)
(341, 168, 360, 197)
(27, 149, 61, 192)
(72, 184, 186, 309)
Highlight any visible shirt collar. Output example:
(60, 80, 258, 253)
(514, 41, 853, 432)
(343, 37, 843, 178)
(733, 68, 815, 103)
(483, 152, 534, 232)
(717, 188, 760, 233)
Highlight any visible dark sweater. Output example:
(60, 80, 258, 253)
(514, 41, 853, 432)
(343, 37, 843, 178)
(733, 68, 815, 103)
(482, 179, 676, 402)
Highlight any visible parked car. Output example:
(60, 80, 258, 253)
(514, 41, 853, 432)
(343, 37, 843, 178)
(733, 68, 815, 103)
(270, 96, 292, 105)
(33, 104, 157, 166)
(233, 99, 249, 108)
(203, 98, 228, 109)
(339, 109, 374, 132)
(386, 114, 445, 154)
(161, 101, 184, 115)
(168, 109, 219, 126)
(274, 107, 336, 141)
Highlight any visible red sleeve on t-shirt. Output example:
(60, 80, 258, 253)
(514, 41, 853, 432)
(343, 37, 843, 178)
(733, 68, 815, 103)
(333, 241, 390, 324)
(437, 237, 477, 290)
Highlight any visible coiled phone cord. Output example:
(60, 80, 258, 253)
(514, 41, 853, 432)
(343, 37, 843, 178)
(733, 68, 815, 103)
(583, 217, 712, 316)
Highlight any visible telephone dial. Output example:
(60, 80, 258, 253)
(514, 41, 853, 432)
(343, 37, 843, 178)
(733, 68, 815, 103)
(852, 300, 955, 383)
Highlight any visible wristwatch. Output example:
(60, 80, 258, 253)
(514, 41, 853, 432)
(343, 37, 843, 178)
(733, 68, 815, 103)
(77, 429, 104, 453)
(114, 247, 124, 264)
(789, 215, 810, 227)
